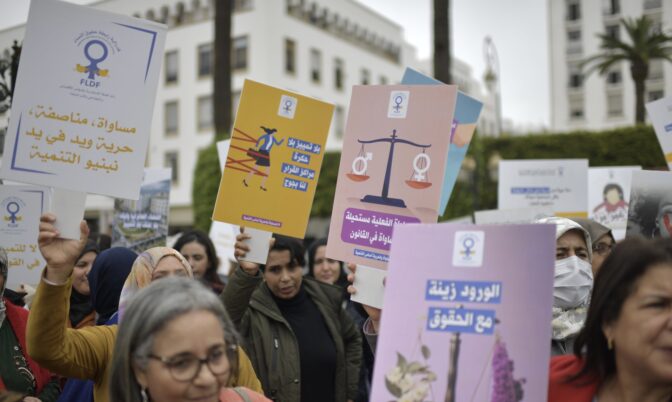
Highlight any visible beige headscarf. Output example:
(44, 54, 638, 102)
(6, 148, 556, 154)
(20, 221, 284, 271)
(118, 247, 192, 321)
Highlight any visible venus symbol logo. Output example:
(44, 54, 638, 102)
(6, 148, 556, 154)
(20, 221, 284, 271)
(76, 39, 110, 88)
(453, 231, 485, 267)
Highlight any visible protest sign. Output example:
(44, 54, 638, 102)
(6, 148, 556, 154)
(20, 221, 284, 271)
(0, 0, 166, 200)
(0, 184, 49, 289)
(327, 84, 457, 269)
(498, 159, 588, 217)
(474, 207, 553, 225)
(209, 139, 237, 268)
(646, 96, 672, 169)
(626, 170, 672, 239)
(588, 166, 639, 238)
(401, 67, 483, 215)
(112, 168, 171, 252)
(212, 80, 334, 239)
(370, 223, 555, 402)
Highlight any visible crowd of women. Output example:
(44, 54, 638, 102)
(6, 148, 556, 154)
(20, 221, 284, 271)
(1, 210, 671, 401)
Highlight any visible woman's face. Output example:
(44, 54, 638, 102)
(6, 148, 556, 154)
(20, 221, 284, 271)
(604, 264, 672, 384)
(312, 245, 341, 285)
(152, 256, 189, 281)
(72, 251, 97, 295)
(180, 242, 209, 279)
(556, 231, 590, 262)
(134, 310, 230, 402)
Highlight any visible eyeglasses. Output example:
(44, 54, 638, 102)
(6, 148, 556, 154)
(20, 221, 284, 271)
(148, 344, 235, 382)
(593, 242, 614, 256)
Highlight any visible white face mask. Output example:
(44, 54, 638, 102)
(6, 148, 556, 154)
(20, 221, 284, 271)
(554, 256, 593, 309)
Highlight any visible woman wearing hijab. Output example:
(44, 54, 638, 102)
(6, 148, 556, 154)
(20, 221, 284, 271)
(57, 247, 137, 402)
(537, 216, 594, 356)
(0, 248, 61, 400)
(572, 218, 616, 276)
(68, 240, 98, 329)
(27, 214, 262, 402)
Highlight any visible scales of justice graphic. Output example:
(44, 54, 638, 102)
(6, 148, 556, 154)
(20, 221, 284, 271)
(346, 129, 433, 208)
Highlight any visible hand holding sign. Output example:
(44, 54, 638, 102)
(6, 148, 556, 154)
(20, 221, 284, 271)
(38, 213, 89, 284)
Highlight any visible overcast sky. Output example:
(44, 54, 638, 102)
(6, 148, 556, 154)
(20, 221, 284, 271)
(0, 0, 551, 127)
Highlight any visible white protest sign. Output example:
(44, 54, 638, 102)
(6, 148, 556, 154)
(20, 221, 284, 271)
(1, 185, 50, 289)
(474, 207, 553, 225)
(588, 166, 640, 232)
(0, 0, 166, 200)
(646, 96, 672, 169)
(498, 159, 589, 218)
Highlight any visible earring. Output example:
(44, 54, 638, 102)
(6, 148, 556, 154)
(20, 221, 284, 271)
(141, 388, 149, 402)
(607, 337, 614, 350)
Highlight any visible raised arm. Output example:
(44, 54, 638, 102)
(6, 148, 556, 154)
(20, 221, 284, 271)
(27, 214, 116, 382)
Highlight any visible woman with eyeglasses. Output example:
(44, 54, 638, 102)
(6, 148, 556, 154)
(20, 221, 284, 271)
(27, 214, 262, 402)
(573, 218, 616, 276)
(110, 277, 269, 402)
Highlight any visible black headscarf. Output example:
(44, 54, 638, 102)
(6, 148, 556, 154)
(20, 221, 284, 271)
(88, 247, 137, 325)
(69, 240, 99, 328)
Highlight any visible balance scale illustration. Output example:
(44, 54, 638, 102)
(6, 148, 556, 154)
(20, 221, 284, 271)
(346, 129, 432, 208)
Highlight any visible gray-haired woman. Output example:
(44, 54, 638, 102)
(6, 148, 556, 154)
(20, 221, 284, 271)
(110, 277, 269, 402)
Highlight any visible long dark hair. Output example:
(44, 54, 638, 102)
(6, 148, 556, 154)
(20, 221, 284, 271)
(306, 238, 347, 287)
(571, 237, 672, 384)
(173, 230, 224, 292)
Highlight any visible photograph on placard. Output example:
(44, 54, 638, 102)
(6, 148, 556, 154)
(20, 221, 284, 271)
(626, 170, 672, 239)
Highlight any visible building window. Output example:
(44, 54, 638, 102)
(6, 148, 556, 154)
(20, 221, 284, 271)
(569, 72, 583, 88)
(334, 58, 344, 90)
(334, 105, 345, 139)
(379, 75, 388, 84)
(165, 50, 178, 84)
(567, 1, 581, 21)
(644, 0, 661, 10)
(603, 0, 620, 15)
(165, 101, 178, 136)
(165, 152, 179, 183)
(232, 36, 248, 71)
(567, 30, 581, 41)
(197, 43, 213, 77)
(233, 0, 253, 11)
(649, 90, 664, 101)
(285, 38, 296, 74)
(361, 68, 370, 85)
(605, 24, 619, 40)
(310, 48, 322, 83)
(197, 95, 213, 131)
(569, 97, 584, 120)
(606, 69, 622, 85)
(607, 93, 623, 117)
(649, 59, 664, 80)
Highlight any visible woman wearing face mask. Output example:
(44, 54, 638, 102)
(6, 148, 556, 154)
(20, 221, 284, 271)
(538, 217, 594, 356)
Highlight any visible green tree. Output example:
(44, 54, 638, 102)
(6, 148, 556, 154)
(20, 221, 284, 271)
(583, 16, 672, 124)
(433, 0, 451, 84)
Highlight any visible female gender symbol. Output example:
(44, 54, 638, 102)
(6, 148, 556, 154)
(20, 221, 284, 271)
(84, 39, 109, 79)
(412, 153, 431, 181)
(393, 95, 403, 112)
(6, 201, 20, 224)
(462, 237, 475, 257)
(283, 99, 294, 113)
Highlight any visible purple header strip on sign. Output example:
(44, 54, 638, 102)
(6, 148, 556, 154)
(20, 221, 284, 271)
(340, 207, 420, 251)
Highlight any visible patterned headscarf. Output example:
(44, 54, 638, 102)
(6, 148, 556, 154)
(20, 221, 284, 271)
(118, 247, 192, 321)
(0, 248, 8, 327)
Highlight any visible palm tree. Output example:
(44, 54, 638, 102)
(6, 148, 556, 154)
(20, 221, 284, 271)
(213, 0, 232, 140)
(433, 0, 451, 84)
(583, 16, 672, 124)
